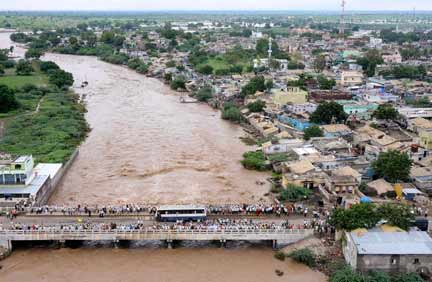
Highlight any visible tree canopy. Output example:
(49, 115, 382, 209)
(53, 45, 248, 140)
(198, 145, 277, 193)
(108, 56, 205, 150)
(372, 150, 412, 183)
(48, 69, 74, 88)
(310, 101, 348, 124)
(240, 76, 266, 97)
(247, 100, 266, 113)
(357, 49, 383, 77)
(373, 104, 399, 120)
(0, 84, 19, 113)
(328, 203, 414, 231)
(303, 125, 323, 140)
(313, 54, 326, 72)
(15, 60, 34, 75)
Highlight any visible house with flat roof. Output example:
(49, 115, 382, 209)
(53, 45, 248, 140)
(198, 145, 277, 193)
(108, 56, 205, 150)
(0, 155, 34, 186)
(0, 156, 62, 207)
(343, 229, 432, 274)
(272, 87, 308, 105)
(341, 70, 364, 87)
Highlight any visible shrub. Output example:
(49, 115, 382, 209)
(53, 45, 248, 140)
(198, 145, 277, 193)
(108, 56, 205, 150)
(1, 59, 16, 69)
(288, 248, 316, 267)
(136, 64, 149, 74)
(303, 125, 323, 140)
(170, 76, 186, 90)
(40, 61, 60, 73)
(194, 86, 213, 102)
(15, 60, 34, 75)
(278, 184, 311, 202)
(197, 64, 213, 75)
(0, 84, 19, 113)
(241, 151, 267, 171)
(48, 69, 74, 88)
(247, 100, 266, 113)
(274, 251, 286, 261)
(222, 104, 242, 122)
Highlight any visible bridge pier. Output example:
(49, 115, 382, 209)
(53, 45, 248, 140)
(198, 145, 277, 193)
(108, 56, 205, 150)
(166, 239, 173, 249)
(272, 240, 278, 250)
(0, 239, 12, 257)
(220, 239, 227, 248)
(113, 239, 120, 249)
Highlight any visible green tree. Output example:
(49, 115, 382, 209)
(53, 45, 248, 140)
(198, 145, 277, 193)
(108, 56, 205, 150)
(100, 31, 116, 44)
(241, 151, 267, 171)
(313, 54, 326, 72)
(247, 100, 266, 113)
(317, 75, 336, 90)
(328, 203, 380, 231)
(113, 35, 126, 48)
(357, 49, 384, 77)
(194, 86, 213, 102)
(222, 103, 243, 122)
(372, 150, 412, 183)
(377, 203, 414, 231)
(170, 75, 186, 90)
(241, 76, 266, 97)
(15, 60, 34, 75)
(197, 64, 213, 75)
(39, 61, 60, 73)
(373, 104, 398, 120)
(256, 38, 280, 57)
(303, 125, 323, 140)
(265, 79, 274, 91)
(279, 184, 311, 202)
(310, 101, 348, 124)
(68, 36, 78, 45)
(48, 69, 74, 88)
(0, 65, 4, 76)
(0, 84, 19, 113)
(0, 49, 10, 61)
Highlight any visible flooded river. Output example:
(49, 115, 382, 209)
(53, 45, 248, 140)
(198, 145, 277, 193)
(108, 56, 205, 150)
(0, 32, 326, 282)
(44, 52, 271, 206)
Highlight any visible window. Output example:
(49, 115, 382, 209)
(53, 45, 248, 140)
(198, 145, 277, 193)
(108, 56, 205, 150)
(391, 258, 397, 265)
(414, 258, 420, 264)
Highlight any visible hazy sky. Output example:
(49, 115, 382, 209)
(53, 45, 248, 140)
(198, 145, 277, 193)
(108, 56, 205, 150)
(1, 0, 431, 11)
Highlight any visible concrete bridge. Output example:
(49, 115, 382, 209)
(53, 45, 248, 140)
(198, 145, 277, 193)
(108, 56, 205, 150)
(0, 228, 313, 253)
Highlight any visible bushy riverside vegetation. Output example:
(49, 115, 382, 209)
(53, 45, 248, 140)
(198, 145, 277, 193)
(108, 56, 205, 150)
(0, 60, 88, 163)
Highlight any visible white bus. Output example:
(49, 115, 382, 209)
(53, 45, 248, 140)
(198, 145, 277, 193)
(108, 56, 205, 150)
(155, 205, 207, 222)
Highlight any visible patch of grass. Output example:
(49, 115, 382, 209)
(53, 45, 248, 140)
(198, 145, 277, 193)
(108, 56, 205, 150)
(0, 90, 88, 163)
(0, 70, 49, 89)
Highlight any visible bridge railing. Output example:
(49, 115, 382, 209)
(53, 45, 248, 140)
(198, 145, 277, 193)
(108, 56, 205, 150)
(0, 228, 311, 236)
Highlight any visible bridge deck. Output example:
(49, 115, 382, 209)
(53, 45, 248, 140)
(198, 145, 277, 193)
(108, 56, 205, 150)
(0, 229, 313, 242)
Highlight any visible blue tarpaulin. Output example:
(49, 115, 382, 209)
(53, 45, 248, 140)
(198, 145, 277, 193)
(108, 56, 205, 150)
(360, 196, 372, 203)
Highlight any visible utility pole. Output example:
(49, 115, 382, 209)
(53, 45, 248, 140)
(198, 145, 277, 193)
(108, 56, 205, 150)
(268, 36, 273, 60)
(339, 0, 346, 38)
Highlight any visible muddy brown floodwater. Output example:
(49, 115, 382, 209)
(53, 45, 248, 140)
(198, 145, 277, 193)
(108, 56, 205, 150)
(0, 33, 326, 282)
(44, 52, 272, 205)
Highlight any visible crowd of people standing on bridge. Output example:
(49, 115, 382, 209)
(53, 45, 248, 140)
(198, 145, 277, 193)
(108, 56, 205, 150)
(1, 218, 309, 233)
(9, 202, 326, 218)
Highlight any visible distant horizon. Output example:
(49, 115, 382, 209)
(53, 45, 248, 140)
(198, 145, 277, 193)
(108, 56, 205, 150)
(1, 9, 432, 13)
(2, 0, 432, 13)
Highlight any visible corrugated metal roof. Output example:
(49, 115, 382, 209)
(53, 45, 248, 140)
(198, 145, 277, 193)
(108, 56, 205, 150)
(351, 231, 432, 255)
